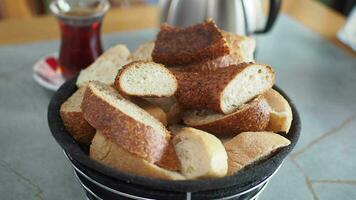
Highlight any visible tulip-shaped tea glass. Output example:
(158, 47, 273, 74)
(50, 0, 110, 79)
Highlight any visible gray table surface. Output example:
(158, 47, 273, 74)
(0, 15, 355, 200)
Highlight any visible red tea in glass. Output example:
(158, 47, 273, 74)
(50, 0, 110, 79)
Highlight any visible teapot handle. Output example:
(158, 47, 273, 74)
(254, 0, 282, 34)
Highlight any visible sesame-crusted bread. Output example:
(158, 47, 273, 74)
(128, 97, 181, 171)
(264, 89, 293, 133)
(152, 19, 229, 66)
(182, 95, 270, 136)
(60, 86, 95, 145)
(129, 32, 255, 72)
(76, 44, 130, 87)
(155, 139, 181, 171)
(174, 63, 275, 114)
(81, 81, 170, 163)
(172, 31, 256, 72)
(224, 132, 290, 175)
(129, 41, 154, 62)
(172, 127, 228, 179)
(90, 132, 185, 180)
(115, 61, 178, 97)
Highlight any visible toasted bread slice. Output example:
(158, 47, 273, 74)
(76, 44, 130, 87)
(172, 127, 228, 179)
(172, 31, 256, 72)
(129, 32, 255, 72)
(183, 95, 270, 136)
(174, 63, 275, 114)
(264, 89, 293, 133)
(129, 41, 154, 62)
(90, 132, 185, 180)
(115, 61, 178, 97)
(130, 97, 180, 170)
(152, 19, 229, 66)
(224, 132, 290, 175)
(60, 87, 95, 145)
(82, 81, 170, 162)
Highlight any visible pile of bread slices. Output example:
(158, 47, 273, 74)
(60, 20, 292, 180)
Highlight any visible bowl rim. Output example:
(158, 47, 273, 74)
(47, 77, 301, 193)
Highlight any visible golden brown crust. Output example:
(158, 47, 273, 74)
(152, 19, 229, 66)
(175, 54, 241, 72)
(90, 132, 185, 180)
(264, 89, 293, 133)
(113, 61, 140, 96)
(224, 131, 290, 175)
(82, 84, 169, 163)
(183, 96, 270, 136)
(155, 139, 181, 171)
(172, 127, 228, 178)
(173, 63, 255, 113)
(60, 111, 95, 145)
(169, 31, 254, 72)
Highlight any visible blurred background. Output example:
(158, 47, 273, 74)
(0, 0, 158, 19)
(0, 0, 354, 19)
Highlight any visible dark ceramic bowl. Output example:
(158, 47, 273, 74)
(48, 77, 301, 200)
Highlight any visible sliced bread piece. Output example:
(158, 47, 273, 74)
(81, 81, 170, 162)
(129, 41, 154, 62)
(60, 86, 95, 145)
(224, 131, 290, 175)
(144, 96, 184, 125)
(115, 61, 178, 97)
(264, 89, 293, 133)
(90, 132, 185, 180)
(174, 63, 275, 114)
(183, 95, 270, 136)
(152, 19, 229, 66)
(155, 139, 181, 171)
(172, 127, 228, 179)
(168, 125, 185, 135)
(172, 31, 256, 72)
(129, 97, 168, 126)
(76, 44, 130, 87)
(143, 96, 176, 112)
(222, 31, 256, 64)
(166, 103, 184, 125)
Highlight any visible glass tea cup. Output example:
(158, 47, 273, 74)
(50, 0, 110, 79)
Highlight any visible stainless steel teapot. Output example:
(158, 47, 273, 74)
(159, 0, 281, 35)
